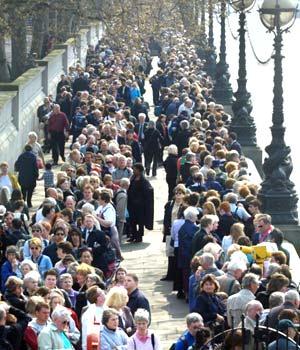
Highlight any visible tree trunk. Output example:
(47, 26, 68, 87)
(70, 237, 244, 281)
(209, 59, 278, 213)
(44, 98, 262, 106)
(31, 5, 49, 58)
(0, 35, 10, 82)
(10, 13, 27, 80)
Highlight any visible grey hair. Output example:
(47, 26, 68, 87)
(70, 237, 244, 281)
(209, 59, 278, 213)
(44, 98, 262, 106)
(28, 131, 38, 139)
(23, 271, 40, 284)
(134, 308, 150, 324)
(82, 203, 95, 214)
(102, 308, 119, 325)
(225, 192, 238, 204)
(167, 144, 178, 156)
(119, 178, 130, 188)
(242, 273, 260, 289)
(266, 263, 281, 278)
(184, 206, 199, 222)
(51, 306, 71, 321)
(185, 152, 195, 162)
(59, 273, 73, 284)
(201, 252, 215, 267)
(284, 290, 300, 303)
(186, 312, 204, 326)
(245, 300, 263, 314)
(227, 260, 247, 273)
(180, 120, 190, 130)
(269, 291, 284, 308)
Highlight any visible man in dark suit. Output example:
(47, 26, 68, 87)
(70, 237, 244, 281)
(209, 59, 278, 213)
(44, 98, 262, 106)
(117, 78, 131, 107)
(134, 113, 148, 151)
(125, 130, 142, 163)
(227, 132, 242, 155)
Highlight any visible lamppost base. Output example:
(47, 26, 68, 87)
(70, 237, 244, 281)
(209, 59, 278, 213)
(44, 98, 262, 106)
(276, 224, 300, 256)
(230, 122, 257, 148)
(257, 190, 299, 225)
(212, 86, 233, 106)
(242, 145, 263, 178)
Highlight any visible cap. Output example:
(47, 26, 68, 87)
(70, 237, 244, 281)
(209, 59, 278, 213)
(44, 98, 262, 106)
(278, 319, 296, 331)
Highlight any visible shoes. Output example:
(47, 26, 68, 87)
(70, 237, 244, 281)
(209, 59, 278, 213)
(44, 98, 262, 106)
(61, 156, 66, 162)
(53, 161, 58, 166)
(134, 238, 142, 243)
(176, 291, 185, 299)
(126, 237, 135, 243)
(160, 276, 172, 281)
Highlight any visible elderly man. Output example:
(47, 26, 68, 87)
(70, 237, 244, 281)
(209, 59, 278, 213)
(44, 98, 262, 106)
(225, 192, 251, 223)
(227, 273, 260, 327)
(38, 306, 80, 349)
(112, 155, 133, 185)
(177, 98, 195, 119)
(252, 213, 274, 244)
(238, 300, 264, 350)
(174, 313, 204, 350)
(115, 178, 130, 242)
(48, 104, 69, 165)
(198, 252, 224, 279)
(134, 113, 148, 149)
(217, 260, 247, 296)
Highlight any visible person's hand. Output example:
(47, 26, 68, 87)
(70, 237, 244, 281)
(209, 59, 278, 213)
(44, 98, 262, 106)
(216, 314, 224, 323)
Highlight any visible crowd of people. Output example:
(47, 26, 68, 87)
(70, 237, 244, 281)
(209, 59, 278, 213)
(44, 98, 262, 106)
(0, 30, 298, 350)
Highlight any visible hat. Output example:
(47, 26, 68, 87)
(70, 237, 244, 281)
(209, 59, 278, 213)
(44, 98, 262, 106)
(278, 319, 296, 332)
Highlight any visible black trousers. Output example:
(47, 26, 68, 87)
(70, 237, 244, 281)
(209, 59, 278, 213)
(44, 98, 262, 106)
(144, 150, 158, 176)
(167, 178, 177, 200)
(21, 185, 35, 207)
(50, 131, 65, 163)
(130, 219, 144, 241)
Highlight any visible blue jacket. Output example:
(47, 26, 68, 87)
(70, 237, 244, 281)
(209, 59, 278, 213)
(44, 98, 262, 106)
(178, 220, 198, 269)
(175, 330, 195, 350)
(100, 325, 128, 350)
(1, 261, 17, 292)
(33, 254, 53, 278)
(192, 291, 226, 324)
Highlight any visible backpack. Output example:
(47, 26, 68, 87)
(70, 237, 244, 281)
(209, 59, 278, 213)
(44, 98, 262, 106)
(232, 207, 243, 223)
(169, 335, 189, 350)
(73, 114, 87, 131)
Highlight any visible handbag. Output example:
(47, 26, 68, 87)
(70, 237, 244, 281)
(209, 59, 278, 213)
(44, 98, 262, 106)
(36, 157, 44, 169)
(154, 105, 162, 117)
(87, 317, 101, 350)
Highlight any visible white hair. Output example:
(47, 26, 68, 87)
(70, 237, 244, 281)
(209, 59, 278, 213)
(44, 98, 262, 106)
(167, 144, 178, 156)
(51, 306, 71, 321)
(28, 131, 38, 139)
(23, 271, 40, 284)
(134, 308, 150, 323)
(201, 252, 215, 267)
(227, 260, 247, 273)
(184, 206, 199, 222)
(82, 203, 95, 215)
(284, 290, 300, 303)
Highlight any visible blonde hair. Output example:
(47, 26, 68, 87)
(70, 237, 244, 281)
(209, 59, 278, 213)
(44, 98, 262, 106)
(76, 263, 95, 276)
(104, 286, 128, 310)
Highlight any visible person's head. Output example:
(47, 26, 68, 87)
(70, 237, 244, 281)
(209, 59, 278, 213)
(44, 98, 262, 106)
(44, 269, 58, 289)
(254, 213, 272, 233)
(271, 251, 287, 265)
(29, 237, 43, 257)
(167, 144, 178, 156)
(42, 204, 55, 220)
(83, 214, 95, 230)
(0, 161, 9, 175)
(200, 215, 214, 232)
(284, 289, 300, 308)
(79, 247, 93, 265)
(267, 273, 289, 294)
(23, 271, 40, 293)
(245, 300, 263, 321)
(241, 273, 260, 294)
(35, 301, 51, 323)
(20, 259, 37, 276)
(219, 201, 231, 215)
(269, 291, 285, 309)
(200, 253, 215, 270)
(133, 163, 144, 177)
(183, 206, 199, 223)
(269, 228, 284, 247)
(56, 241, 73, 259)
(86, 285, 106, 305)
(105, 286, 128, 310)
(200, 274, 220, 295)
(59, 273, 73, 292)
(134, 308, 150, 334)
(230, 223, 245, 243)
(124, 273, 138, 294)
(186, 313, 204, 337)
(247, 199, 261, 215)
(5, 245, 18, 263)
(83, 185, 94, 201)
(76, 263, 95, 285)
(278, 319, 298, 339)
(223, 330, 243, 350)
(5, 276, 23, 296)
(51, 306, 71, 331)
(278, 309, 299, 323)
(102, 308, 119, 330)
(49, 290, 65, 310)
(53, 226, 66, 243)
(31, 223, 43, 237)
(227, 260, 247, 281)
(114, 267, 127, 283)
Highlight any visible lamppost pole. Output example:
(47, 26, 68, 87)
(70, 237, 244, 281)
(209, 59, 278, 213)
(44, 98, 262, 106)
(212, 0, 233, 105)
(198, 0, 208, 60)
(205, 0, 217, 78)
(258, 0, 298, 225)
(230, 2, 257, 147)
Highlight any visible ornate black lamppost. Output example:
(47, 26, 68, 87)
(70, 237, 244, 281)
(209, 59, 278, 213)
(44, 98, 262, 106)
(258, 0, 298, 225)
(212, 0, 233, 105)
(205, 0, 217, 78)
(229, 0, 258, 147)
(198, 0, 208, 59)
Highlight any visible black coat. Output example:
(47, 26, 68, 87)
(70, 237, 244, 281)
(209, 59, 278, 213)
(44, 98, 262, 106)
(43, 242, 59, 265)
(163, 200, 175, 240)
(14, 151, 38, 188)
(192, 291, 226, 324)
(127, 288, 151, 318)
(143, 128, 163, 153)
(173, 129, 191, 156)
(128, 175, 154, 230)
(72, 77, 89, 94)
(163, 154, 178, 181)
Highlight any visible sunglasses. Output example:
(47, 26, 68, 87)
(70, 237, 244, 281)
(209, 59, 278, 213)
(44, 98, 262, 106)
(30, 246, 40, 250)
(55, 232, 65, 236)
(106, 161, 113, 164)
(32, 229, 41, 232)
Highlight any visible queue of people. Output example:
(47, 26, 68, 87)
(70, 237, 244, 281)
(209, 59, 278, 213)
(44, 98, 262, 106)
(0, 28, 298, 350)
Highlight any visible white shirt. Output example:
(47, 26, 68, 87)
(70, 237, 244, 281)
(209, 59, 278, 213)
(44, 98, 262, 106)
(0, 175, 12, 194)
(171, 218, 185, 248)
(96, 203, 116, 226)
(81, 304, 105, 350)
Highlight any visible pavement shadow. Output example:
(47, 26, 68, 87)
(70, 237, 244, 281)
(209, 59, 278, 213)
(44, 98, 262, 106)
(121, 242, 151, 252)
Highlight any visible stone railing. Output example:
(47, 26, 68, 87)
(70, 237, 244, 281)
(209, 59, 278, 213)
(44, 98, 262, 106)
(0, 21, 102, 168)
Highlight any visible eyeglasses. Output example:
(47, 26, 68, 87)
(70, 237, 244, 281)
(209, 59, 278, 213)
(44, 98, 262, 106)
(62, 320, 69, 325)
(55, 232, 65, 236)
(32, 229, 41, 232)
(30, 246, 40, 250)
(106, 161, 113, 164)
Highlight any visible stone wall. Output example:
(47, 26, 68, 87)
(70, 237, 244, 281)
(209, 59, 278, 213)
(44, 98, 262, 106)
(0, 21, 102, 168)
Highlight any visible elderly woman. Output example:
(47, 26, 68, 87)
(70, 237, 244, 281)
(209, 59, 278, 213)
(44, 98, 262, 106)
(100, 308, 128, 350)
(4, 276, 27, 311)
(23, 271, 40, 296)
(25, 131, 45, 166)
(20, 259, 38, 276)
(163, 144, 179, 200)
(38, 306, 80, 350)
(105, 286, 135, 336)
(178, 206, 199, 299)
(192, 274, 226, 327)
(28, 237, 53, 277)
(59, 273, 79, 309)
(127, 308, 162, 350)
